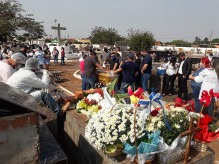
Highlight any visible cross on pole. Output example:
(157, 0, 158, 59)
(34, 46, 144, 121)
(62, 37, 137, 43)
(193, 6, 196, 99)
(51, 23, 66, 46)
(180, 117, 200, 164)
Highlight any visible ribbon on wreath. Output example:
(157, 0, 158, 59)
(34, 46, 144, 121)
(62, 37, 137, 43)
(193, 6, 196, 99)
(174, 98, 195, 112)
(193, 115, 219, 142)
(200, 89, 219, 107)
(139, 92, 172, 131)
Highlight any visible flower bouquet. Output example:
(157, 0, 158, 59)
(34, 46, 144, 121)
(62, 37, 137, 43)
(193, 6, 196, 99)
(76, 92, 103, 117)
(193, 114, 219, 152)
(85, 104, 145, 156)
(145, 106, 200, 163)
(122, 130, 161, 164)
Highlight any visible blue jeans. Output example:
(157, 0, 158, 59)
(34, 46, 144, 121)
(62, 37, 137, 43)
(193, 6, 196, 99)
(53, 55, 58, 65)
(41, 92, 61, 115)
(83, 75, 97, 89)
(61, 56, 65, 66)
(120, 82, 134, 104)
(191, 84, 201, 113)
(206, 99, 215, 117)
(81, 74, 90, 90)
(141, 73, 151, 91)
(39, 64, 43, 69)
(120, 81, 134, 94)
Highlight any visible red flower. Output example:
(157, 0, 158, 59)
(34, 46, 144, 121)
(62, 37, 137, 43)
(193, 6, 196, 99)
(94, 89, 103, 97)
(151, 109, 158, 117)
(174, 98, 195, 112)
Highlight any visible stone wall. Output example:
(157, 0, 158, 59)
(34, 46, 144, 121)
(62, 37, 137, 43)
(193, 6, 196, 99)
(0, 112, 39, 164)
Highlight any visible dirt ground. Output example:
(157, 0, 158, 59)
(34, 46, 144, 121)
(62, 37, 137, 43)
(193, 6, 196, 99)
(48, 60, 219, 163)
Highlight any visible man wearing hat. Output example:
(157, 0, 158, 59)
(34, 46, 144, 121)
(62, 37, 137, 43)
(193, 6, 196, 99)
(113, 53, 138, 93)
(0, 52, 27, 82)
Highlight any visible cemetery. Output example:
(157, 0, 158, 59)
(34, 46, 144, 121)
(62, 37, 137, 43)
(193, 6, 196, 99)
(1, 1, 219, 164)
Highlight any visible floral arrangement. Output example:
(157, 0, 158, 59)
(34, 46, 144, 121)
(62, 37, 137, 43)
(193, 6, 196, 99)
(145, 106, 200, 146)
(193, 115, 219, 142)
(123, 130, 161, 162)
(174, 97, 195, 112)
(85, 105, 145, 154)
(76, 92, 103, 117)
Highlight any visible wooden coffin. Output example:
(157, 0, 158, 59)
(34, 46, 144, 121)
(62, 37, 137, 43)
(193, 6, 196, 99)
(97, 73, 118, 85)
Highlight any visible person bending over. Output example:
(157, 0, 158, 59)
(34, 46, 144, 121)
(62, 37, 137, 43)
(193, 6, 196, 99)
(7, 58, 70, 116)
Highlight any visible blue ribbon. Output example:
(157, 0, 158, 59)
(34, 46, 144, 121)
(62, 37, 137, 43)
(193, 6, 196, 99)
(139, 92, 172, 131)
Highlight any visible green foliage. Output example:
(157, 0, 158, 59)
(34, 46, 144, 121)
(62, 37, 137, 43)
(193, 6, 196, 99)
(127, 29, 155, 51)
(107, 77, 118, 92)
(18, 35, 26, 42)
(193, 36, 210, 45)
(169, 40, 191, 47)
(209, 45, 216, 48)
(212, 38, 219, 43)
(0, 0, 45, 43)
(193, 36, 202, 45)
(90, 26, 124, 45)
(202, 37, 209, 44)
(209, 122, 218, 132)
(74, 40, 83, 44)
(45, 39, 51, 43)
(115, 94, 128, 104)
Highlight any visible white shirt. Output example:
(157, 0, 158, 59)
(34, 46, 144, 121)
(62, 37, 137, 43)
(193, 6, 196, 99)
(178, 60, 185, 74)
(163, 61, 178, 76)
(0, 61, 16, 82)
(6, 68, 50, 102)
(34, 51, 44, 65)
(194, 68, 219, 99)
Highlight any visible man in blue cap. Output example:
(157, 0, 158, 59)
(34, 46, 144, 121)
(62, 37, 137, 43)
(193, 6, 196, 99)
(113, 53, 138, 93)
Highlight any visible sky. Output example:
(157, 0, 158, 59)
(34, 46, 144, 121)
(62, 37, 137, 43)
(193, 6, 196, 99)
(19, 0, 219, 42)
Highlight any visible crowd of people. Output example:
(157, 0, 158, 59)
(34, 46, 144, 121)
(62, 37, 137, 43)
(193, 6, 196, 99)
(0, 44, 70, 117)
(79, 48, 219, 117)
(0, 44, 66, 70)
(0, 43, 218, 117)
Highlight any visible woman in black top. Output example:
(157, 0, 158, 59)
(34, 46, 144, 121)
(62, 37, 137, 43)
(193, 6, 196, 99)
(134, 52, 142, 90)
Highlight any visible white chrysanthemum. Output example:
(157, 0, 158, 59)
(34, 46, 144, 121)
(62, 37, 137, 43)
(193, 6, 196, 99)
(175, 124, 181, 129)
(87, 93, 103, 102)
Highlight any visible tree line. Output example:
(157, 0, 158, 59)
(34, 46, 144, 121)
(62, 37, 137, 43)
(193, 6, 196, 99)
(0, 0, 45, 44)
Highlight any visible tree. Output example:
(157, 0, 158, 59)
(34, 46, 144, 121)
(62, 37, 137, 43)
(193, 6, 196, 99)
(202, 37, 209, 44)
(169, 40, 191, 47)
(90, 26, 124, 45)
(127, 29, 155, 51)
(45, 39, 51, 43)
(0, 0, 46, 43)
(212, 38, 219, 43)
(18, 35, 26, 42)
(193, 36, 202, 45)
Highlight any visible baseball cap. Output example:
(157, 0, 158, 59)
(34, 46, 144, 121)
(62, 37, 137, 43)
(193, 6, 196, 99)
(127, 53, 134, 59)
